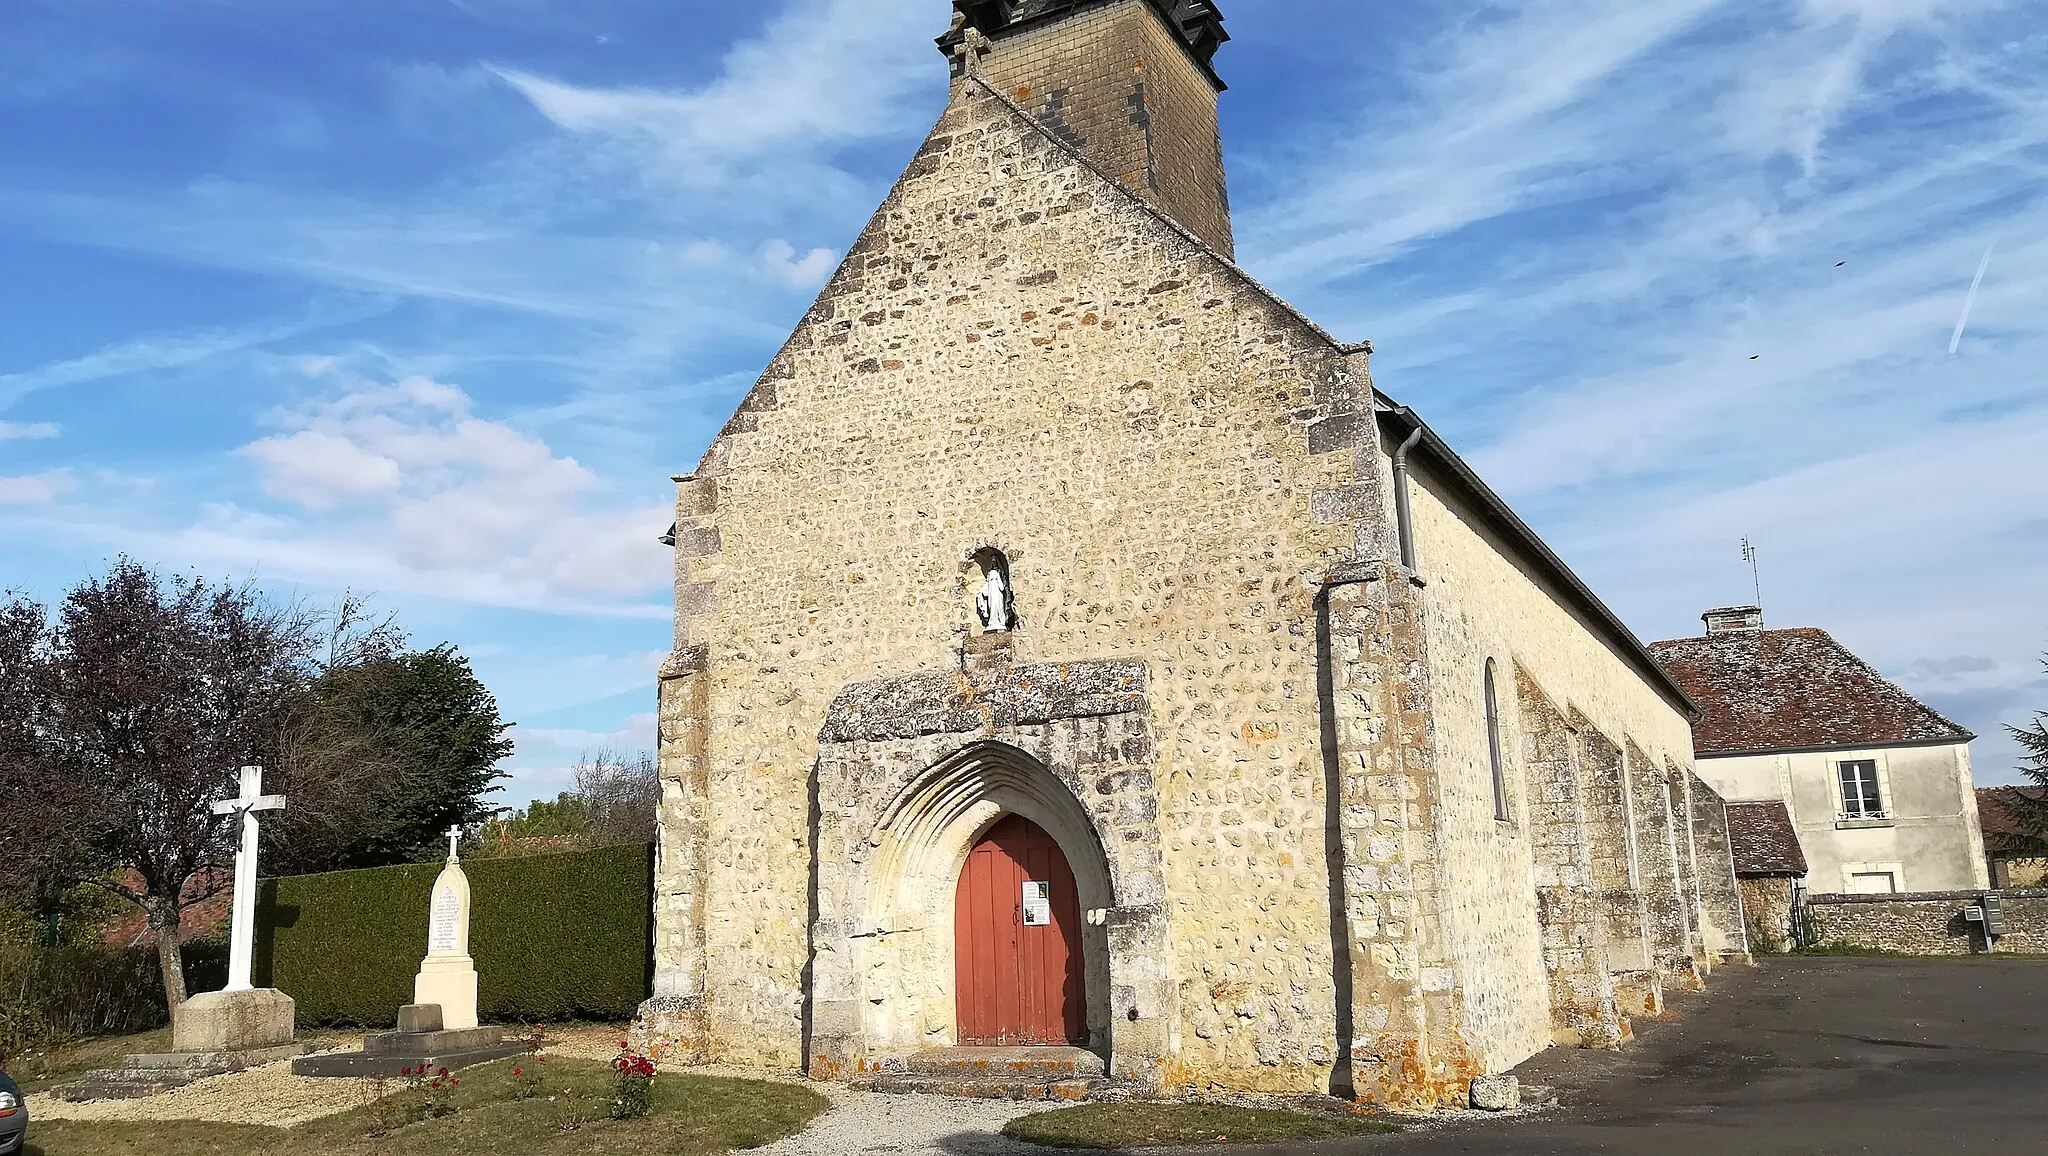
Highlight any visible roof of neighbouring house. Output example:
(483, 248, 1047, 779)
(1646, 627, 1973, 756)
(1725, 801, 1808, 876)
(1979, 786, 2048, 856)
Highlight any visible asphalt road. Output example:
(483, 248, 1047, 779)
(1256, 956, 2048, 1156)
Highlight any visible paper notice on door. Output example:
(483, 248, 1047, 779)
(1021, 881, 1051, 927)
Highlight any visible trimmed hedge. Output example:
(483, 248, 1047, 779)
(254, 843, 653, 1026)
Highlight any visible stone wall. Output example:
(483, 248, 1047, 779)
(974, 0, 1234, 256)
(1739, 877, 1797, 953)
(650, 76, 1371, 1092)
(641, 25, 1739, 1104)
(1804, 890, 2048, 955)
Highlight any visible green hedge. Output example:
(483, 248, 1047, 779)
(254, 843, 653, 1026)
(0, 938, 227, 1058)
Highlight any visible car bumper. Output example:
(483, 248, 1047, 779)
(0, 1116, 23, 1155)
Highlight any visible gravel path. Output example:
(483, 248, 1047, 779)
(750, 1086, 1060, 1156)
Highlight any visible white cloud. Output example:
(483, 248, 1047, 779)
(499, 709, 659, 805)
(1230, 0, 2048, 779)
(759, 239, 839, 289)
(488, 0, 935, 187)
(223, 371, 671, 606)
(0, 421, 59, 441)
(0, 306, 388, 408)
(0, 469, 76, 505)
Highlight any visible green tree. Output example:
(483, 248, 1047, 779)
(268, 645, 513, 873)
(1998, 656, 2048, 859)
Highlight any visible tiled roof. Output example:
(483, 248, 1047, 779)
(1647, 627, 1972, 755)
(1725, 801, 1808, 877)
(1979, 787, 2048, 857)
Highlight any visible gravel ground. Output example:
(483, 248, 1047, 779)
(748, 1086, 1059, 1156)
(25, 1048, 378, 1128)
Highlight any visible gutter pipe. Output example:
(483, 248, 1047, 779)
(1390, 409, 1424, 571)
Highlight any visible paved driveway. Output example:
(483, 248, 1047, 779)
(1261, 956, 2048, 1156)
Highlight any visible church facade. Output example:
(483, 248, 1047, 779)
(640, 0, 1746, 1107)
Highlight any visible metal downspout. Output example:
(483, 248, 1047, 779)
(1391, 410, 1424, 571)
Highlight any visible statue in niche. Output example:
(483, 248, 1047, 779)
(975, 564, 1015, 634)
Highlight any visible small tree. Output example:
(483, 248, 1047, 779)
(34, 562, 317, 1005)
(1999, 656, 2048, 860)
(574, 749, 660, 848)
(267, 645, 513, 874)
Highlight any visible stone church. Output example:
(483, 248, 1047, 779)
(640, 0, 1746, 1107)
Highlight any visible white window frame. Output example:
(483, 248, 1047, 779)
(1835, 758, 1890, 822)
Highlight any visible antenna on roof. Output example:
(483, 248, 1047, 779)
(1741, 538, 1763, 614)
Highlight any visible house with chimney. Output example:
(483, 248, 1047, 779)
(1650, 607, 1988, 897)
(638, 0, 1746, 1108)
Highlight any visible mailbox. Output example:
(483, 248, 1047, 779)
(1979, 895, 2008, 938)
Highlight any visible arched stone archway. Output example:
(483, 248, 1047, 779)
(806, 658, 1171, 1088)
(862, 742, 1114, 1053)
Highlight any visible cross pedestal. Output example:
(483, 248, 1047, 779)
(60, 767, 302, 1101)
(173, 765, 299, 1055)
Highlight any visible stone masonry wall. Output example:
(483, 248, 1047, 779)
(650, 78, 1372, 1092)
(975, 0, 1233, 256)
(1686, 769, 1747, 959)
(644, 31, 1727, 1101)
(1401, 455, 1709, 1049)
(1515, 670, 1623, 1052)
(1739, 877, 1797, 953)
(1804, 890, 2048, 955)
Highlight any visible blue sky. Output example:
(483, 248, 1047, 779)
(1, 0, 2042, 802)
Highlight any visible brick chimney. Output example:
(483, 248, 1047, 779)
(939, 0, 1235, 256)
(1703, 606, 1765, 636)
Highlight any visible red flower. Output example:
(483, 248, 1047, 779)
(437, 1067, 450, 1077)
(513, 1068, 523, 1076)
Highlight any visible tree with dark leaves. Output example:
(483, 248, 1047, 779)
(2, 564, 514, 1007)
(32, 561, 317, 1006)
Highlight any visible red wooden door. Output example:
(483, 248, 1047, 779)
(955, 815, 1087, 1046)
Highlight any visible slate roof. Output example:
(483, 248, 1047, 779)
(1647, 627, 1973, 756)
(1725, 801, 1808, 877)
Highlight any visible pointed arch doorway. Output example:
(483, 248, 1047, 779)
(955, 815, 1088, 1046)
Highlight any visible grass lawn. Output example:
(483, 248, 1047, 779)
(1003, 1103, 1402, 1150)
(25, 1059, 828, 1156)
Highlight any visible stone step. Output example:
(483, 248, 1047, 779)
(54, 1045, 306, 1102)
(861, 1073, 1104, 1102)
(54, 1066, 223, 1102)
(124, 1044, 301, 1071)
(893, 1046, 1107, 1079)
(291, 1041, 530, 1079)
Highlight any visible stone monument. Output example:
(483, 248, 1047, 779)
(415, 825, 481, 1029)
(295, 827, 524, 1077)
(57, 766, 300, 1101)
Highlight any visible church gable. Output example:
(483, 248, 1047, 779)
(672, 75, 1381, 662)
(695, 77, 1358, 484)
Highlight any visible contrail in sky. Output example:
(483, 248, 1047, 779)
(1949, 241, 1996, 355)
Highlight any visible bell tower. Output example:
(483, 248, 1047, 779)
(939, 0, 1235, 257)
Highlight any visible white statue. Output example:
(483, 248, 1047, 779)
(975, 566, 1014, 633)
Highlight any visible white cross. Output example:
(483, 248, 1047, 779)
(210, 765, 286, 993)
(446, 824, 464, 863)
